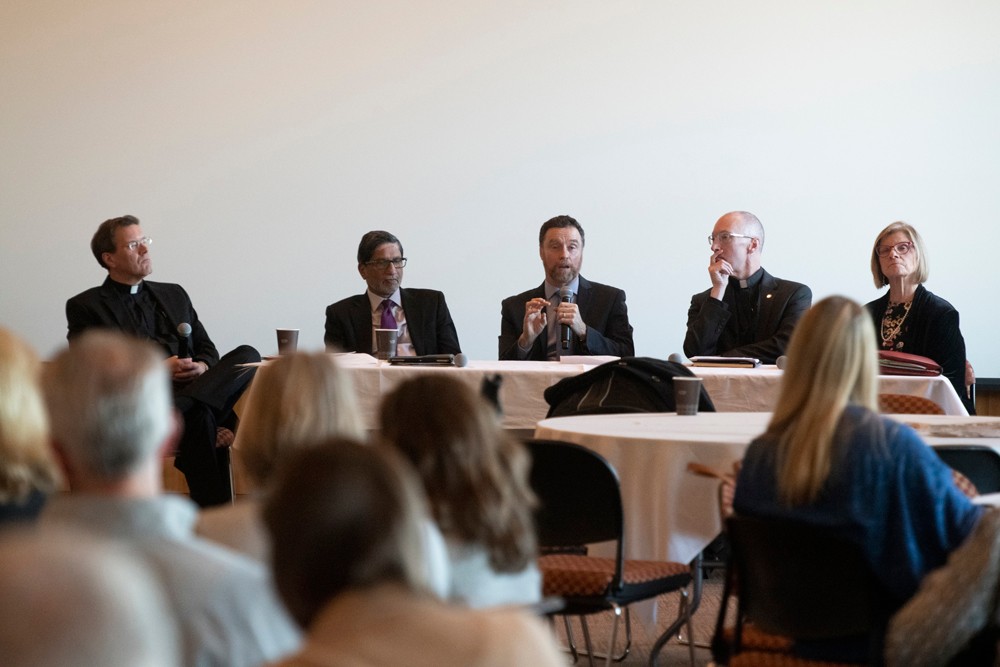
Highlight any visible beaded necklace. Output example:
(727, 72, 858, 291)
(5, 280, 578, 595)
(880, 301, 912, 347)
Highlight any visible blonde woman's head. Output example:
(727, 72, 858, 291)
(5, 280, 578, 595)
(781, 295, 878, 412)
(0, 328, 58, 502)
(235, 352, 364, 488)
(870, 221, 929, 288)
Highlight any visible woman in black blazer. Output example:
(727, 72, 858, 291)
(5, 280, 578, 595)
(865, 221, 974, 414)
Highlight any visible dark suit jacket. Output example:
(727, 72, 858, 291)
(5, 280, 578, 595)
(683, 268, 811, 365)
(499, 276, 635, 360)
(66, 277, 220, 367)
(866, 284, 973, 415)
(324, 288, 462, 356)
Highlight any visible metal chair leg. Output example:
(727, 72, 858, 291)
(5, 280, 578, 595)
(561, 610, 633, 663)
(563, 616, 580, 663)
(580, 617, 597, 667)
(604, 603, 624, 667)
(649, 554, 703, 667)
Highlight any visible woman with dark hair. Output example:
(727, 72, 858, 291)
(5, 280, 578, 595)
(263, 440, 564, 667)
(379, 375, 541, 608)
(866, 221, 974, 413)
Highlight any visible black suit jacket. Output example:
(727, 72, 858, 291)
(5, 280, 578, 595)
(324, 288, 462, 356)
(499, 276, 635, 360)
(866, 284, 973, 415)
(683, 268, 811, 365)
(66, 277, 220, 367)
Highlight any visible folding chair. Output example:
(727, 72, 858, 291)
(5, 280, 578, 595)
(712, 515, 894, 666)
(933, 445, 1000, 495)
(525, 439, 696, 667)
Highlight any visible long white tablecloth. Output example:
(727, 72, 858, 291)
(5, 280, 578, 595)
(533, 411, 1000, 566)
(334, 354, 968, 429)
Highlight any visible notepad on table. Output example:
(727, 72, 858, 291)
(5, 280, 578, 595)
(689, 356, 761, 369)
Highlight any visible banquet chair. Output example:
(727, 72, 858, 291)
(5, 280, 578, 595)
(525, 439, 696, 667)
(933, 445, 1000, 495)
(877, 393, 944, 415)
(712, 515, 894, 667)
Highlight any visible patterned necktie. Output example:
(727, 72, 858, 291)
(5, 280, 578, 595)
(546, 293, 561, 359)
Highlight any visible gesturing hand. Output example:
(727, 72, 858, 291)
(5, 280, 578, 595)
(519, 297, 550, 348)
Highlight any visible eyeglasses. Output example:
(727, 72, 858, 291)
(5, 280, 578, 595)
(124, 237, 152, 252)
(875, 241, 913, 257)
(708, 232, 754, 245)
(364, 257, 407, 270)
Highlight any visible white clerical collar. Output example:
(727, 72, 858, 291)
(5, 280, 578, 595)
(108, 278, 143, 295)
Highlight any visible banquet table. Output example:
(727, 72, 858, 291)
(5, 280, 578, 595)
(533, 411, 1000, 567)
(333, 354, 968, 430)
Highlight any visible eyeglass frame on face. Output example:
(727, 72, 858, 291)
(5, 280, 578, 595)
(363, 257, 407, 270)
(875, 241, 913, 257)
(707, 232, 755, 246)
(123, 237, 153, 252)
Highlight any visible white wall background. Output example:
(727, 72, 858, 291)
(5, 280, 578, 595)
(2, 1, 999, 374)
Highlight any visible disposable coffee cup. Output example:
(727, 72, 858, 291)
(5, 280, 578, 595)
(375, 328, 398, 360)
(276, 328, 299, 355)
(673, 377, 702, 416)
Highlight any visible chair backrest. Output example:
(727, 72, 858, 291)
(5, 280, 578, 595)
(726, 515, 892, 643)
(543, 356, 715, 417)
(878, 393, 944, 415)
(524, 439, 624, 573)
(933, 445, 1000, 494)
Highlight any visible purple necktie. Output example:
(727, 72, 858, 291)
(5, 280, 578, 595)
(379, 300, 398, 356)
(380, 300, 398, 331)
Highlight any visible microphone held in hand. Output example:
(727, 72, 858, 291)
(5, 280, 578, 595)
(176, 322, 192, 359)
(559, 287, 573, 351)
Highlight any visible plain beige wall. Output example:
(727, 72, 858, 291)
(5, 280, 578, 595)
(2, 1, 999, 373)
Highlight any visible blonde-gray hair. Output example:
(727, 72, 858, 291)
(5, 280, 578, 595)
(234, 352, 364, 488)
(870, 221, 930, 288)
(0, 328, 58, 502)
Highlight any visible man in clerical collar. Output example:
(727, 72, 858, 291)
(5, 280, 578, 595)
(499, 215, 634, 361)
(324, 230, 462, 357)
(65, 215, 259, 507)
(683, 211, 812, 365)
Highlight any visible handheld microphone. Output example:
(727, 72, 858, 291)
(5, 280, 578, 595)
(559, 287, 573, 350)
(775, 355, 788, 370)
(667, 352, 688, 365)
(176, 323, 192, 359)
(454, 353, 469, 368)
